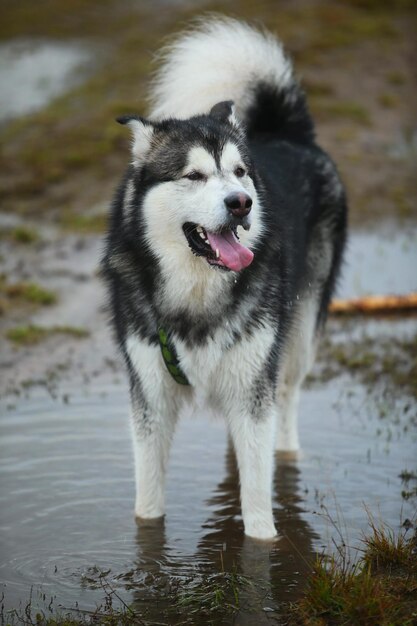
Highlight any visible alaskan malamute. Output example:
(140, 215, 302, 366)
(102, 18, 347, 539)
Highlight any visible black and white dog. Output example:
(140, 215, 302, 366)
(102, 18, 347, 539)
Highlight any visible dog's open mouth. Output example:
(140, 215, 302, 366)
(183, 223, 254, 272)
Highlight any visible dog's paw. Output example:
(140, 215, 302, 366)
(275, 448, 301, 461)
(243, 516, 278, 541)
(135, 503, 165, 520)
(135, 514, 165, 529)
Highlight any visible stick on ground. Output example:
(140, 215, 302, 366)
(329, 293, 417, 315)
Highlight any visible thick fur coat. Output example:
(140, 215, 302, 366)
(102, 18, 347, 539)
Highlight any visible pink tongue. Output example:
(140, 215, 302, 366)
(206, 230, 254, 272)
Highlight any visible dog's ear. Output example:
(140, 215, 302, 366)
(209, 101, 239, 127)
(117, 115, 154, 165)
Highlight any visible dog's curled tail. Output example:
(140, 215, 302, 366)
(148, 16, 314, 144)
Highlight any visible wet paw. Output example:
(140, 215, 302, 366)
(275, 448, 301, 461)
(243, 516, 278, 541)
(135, 504, 165, 520)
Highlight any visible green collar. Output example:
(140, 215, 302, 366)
(158, 327, 190, 386)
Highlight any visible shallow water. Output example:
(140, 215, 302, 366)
(0, 226, 416, 621)
(342, 226, 417, 298)
(0, 40, 91, 122)
(0, 375, 415, 621)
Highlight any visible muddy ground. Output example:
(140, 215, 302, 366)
(0, 0, 416, 390)
(0, 0, 416, 623)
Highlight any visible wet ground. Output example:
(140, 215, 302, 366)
(0, 378, 415, 622)
(0, 0, 416, 623)
(0, 227, 416, 623)
(0, 39, 91, 122)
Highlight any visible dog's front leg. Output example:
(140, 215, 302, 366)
(130, 386, 178, 520)
(228, 409, 277, 540)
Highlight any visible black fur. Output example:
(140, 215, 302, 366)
(102, 77, 347, 385)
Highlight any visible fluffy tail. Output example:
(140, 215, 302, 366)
(148, 17, 314, 144)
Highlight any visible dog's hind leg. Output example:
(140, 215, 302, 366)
(275, 296, 319, 456)
(218, 324, 279, 539)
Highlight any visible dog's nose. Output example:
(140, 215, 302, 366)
(224, 192, 252, 217)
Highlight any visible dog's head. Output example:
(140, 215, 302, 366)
(118, 101, 262, 273)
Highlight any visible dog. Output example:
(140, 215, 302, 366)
(102, 17, 347, 540)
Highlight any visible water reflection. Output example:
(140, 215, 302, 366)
(1, 373, 414, 616)
(133, 441, 317, 623)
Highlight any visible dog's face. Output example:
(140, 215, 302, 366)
(119, 102, 263, 273)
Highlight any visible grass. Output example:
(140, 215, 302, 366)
(378, 92, 399, 108)
(0, 225, 40, 244)
(4, 520, 416, 626)
(0, 277, 57, 314)
(0, 0, 413, 222)
(4, 282, 57, 305)
(386, 71, 406, 85)
(400, 470, 417, 501)
(311, 100, 371, 125)
(342, 0, 417, 10)
(389, 186, 414, 218)
(291, 520, 417, 625)
(2, 568, 251, 625)
(6, 324, 89, 346)
(311, 331, 417, 399)
(175, 569, 248, 617)
(59, 212, 108, 234)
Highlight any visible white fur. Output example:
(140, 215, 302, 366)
(123, 178, 135, 213)
(125, 119, 154, 167)
(149, 17, 292, 120)
(126, 336, 188, 518)
(276, 297, 319, 453)
(228, 408, 277, 539)
(127, 321, 280, 539)
(122, 19, 317, 540)
(185, 145, 217, 177)
(220, 142, 246, 173)
(141, 143, 263, 315)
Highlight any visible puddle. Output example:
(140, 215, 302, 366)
(0, 224, 416, 621)
(342, 226, 417, 298)
(0, 377, 415, 621)
(0, 40, 91, 122)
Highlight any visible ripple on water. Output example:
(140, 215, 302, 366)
(0, 377, 415, 617)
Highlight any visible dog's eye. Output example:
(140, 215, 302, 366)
(184, 171, 205, 181)
(234, 166, 246, 178)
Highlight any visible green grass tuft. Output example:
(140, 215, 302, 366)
(362, 520, 417, 573)
(175, 569, 248, 616)
(311, 332, 417, 399)
(292, 521, 417, 625)
(0, 225, 40, 244)
(0, 277, 58, 312)
(378, 92, 399, 108)
(312, 100, 372, 125)
(386, 71, 406, 85)
(5, 282, 57, 305)
(59, 212, 108, 234)
(6, 324, 89, 346)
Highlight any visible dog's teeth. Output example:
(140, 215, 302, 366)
(196, 226, 203, 233)
(215, 248, 220, 259)
(199, 232, 206, 240)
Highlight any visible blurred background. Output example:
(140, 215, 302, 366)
(0, 1, 416, 623)
(0, 0, 416, 228)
